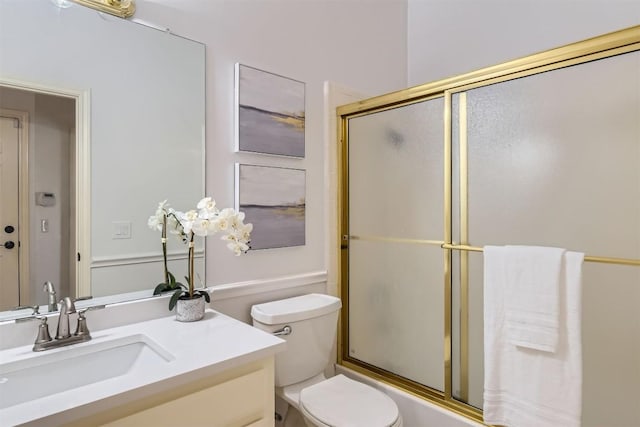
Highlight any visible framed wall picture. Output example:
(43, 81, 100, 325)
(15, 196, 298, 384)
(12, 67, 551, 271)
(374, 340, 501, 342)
(235, 164, 305, 249)
(234, 63, 305, 158)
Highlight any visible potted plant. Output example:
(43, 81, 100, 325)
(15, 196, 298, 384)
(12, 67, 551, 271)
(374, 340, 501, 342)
(149, 197, 252, 321)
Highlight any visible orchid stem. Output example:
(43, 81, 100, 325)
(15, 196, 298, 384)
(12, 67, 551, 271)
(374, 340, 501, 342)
(188, 232, 195, 297)
(162, 214, 169, 284)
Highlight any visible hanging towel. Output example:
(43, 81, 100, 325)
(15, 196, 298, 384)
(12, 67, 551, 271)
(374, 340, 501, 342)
(483, 246, 584, 427)
(504, 245, 566, 352)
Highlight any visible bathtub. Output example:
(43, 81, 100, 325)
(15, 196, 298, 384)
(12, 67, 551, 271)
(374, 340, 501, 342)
(335, 365, 484, 427)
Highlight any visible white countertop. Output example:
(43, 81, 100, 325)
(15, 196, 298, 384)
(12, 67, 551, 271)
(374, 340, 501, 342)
(0, 309, 285, 426)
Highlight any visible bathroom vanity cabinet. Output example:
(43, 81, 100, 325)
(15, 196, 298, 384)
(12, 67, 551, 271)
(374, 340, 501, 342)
(76, 358, 274, 427)
(0, 310, 284, 427)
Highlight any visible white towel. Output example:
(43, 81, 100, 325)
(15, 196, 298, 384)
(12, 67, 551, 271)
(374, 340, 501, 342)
(483, 246, 584, 427)
(504, 245, 566, 352)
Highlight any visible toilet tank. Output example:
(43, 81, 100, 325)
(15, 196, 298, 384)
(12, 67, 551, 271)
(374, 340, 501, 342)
(251, 294, 342, 387)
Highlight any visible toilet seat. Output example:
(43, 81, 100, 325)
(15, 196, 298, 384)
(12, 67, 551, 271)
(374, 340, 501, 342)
(299, 375, 401, 427)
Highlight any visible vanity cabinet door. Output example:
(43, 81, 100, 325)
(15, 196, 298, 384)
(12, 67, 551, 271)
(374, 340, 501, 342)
(73, 357, 275, 427)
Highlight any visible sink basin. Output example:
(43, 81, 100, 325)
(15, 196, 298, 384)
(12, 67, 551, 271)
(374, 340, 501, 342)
(0, 334, 174, 409)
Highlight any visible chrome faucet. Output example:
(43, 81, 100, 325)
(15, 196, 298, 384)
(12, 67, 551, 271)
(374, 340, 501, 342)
(43, 281, 58, 312)
(55, 297, 76, 339)
(28, 297, 104, 352)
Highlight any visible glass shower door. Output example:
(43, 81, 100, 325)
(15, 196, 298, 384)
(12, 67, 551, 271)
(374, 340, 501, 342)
(345, 97, 445, 391)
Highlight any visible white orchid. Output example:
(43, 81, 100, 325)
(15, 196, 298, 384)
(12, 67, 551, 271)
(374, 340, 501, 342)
(147, 199, 169, 231)
(221, 225, 252, 255)
(226, 239, 250, 256)
(192, 217, 217, 236)
(179, 209, 199, 234)
(149, 197, 252, 310)
(197, 197, 218, 217)
(166, 211, 184, 239)
(237, 222, 253, 242)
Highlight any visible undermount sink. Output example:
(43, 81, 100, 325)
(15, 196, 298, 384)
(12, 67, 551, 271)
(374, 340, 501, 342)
(0, 334, 174, 409)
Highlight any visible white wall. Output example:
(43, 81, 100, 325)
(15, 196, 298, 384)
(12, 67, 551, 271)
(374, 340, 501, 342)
(133, 0, 408, 287)
(408, 0, 640, 85)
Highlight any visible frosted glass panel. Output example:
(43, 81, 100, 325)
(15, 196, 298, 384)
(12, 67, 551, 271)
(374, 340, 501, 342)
(348, 99, 444, 239)
(348, 240, 444, 389)
(451, 50, 640, 421)
(467, 53, 639, 254)
(347, 98, 444, 390)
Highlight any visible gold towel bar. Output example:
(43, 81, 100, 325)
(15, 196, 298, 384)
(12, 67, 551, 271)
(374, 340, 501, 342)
(441, 243, 640, 267)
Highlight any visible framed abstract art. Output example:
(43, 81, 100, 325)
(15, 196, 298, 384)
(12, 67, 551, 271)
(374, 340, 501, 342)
(235, 164, 306, 250)
(235, 64, 305, 158)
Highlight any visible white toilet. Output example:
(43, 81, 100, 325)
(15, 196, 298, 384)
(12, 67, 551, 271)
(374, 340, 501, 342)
(251, 293, 403, 427)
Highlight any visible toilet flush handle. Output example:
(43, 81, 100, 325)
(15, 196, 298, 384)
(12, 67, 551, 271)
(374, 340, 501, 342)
(273, 325, 292, 336)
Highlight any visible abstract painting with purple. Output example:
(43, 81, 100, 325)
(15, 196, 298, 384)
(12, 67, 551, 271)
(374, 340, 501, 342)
(235, 164, 305, 249)
(235, 64, 305, 157)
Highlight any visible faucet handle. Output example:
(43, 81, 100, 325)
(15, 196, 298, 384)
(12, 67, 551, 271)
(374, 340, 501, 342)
(12, 305, 40, 315)
(34, 316, 53, 344)
(74, 310, 91, 337)
(74, 305, 105, 338)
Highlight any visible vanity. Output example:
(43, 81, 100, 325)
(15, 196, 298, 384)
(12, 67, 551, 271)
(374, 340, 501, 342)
(0, 309, 285, 426)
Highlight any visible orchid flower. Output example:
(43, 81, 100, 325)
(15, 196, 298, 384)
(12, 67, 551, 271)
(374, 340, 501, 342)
(150, 197, 252, 310)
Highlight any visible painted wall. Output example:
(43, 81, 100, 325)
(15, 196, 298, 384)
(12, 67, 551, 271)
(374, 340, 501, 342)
(408, 0, 640, 86)
(133, 0, 408, 287)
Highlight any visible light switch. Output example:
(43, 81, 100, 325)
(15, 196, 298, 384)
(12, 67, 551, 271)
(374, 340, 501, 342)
(112, 221, 132, 239)
(41, 219, 49, 233)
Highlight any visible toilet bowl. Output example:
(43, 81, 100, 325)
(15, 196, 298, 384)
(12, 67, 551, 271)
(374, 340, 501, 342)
(251, 293, 403, 427)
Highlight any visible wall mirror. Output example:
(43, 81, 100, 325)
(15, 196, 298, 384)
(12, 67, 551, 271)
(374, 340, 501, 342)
(0, 0, 205, 319)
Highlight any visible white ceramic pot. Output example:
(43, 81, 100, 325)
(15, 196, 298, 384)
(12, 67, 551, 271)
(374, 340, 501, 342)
(176, 295, 206, 322)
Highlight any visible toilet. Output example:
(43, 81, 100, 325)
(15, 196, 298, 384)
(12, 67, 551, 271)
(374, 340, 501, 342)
(251, 293, 403, 427)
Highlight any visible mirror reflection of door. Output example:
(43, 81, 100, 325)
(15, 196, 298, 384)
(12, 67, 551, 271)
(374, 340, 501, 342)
(0, 86, 76, 310)
(0, 111, 23, 309)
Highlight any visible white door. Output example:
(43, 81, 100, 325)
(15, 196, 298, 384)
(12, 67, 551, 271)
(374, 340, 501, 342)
(0, 115, 20, 309)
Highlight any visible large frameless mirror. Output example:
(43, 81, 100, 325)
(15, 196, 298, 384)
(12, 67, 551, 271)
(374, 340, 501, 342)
(0, 0, 205, 319)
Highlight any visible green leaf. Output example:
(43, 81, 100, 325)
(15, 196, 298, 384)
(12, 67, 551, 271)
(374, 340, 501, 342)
(153, 283, 168, 295)
(195, 290, 210, 303)
(168, 289, 186, 311)
(168, 271, 176, 284)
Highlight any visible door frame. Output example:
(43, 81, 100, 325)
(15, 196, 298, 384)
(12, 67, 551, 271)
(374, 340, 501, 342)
(322, 82, 367, 298)
(0, 77, 91, 298)
(0, 109, 29, 305)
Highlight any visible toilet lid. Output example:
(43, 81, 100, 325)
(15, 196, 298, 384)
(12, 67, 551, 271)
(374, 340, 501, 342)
(299, 375, 399, 427)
